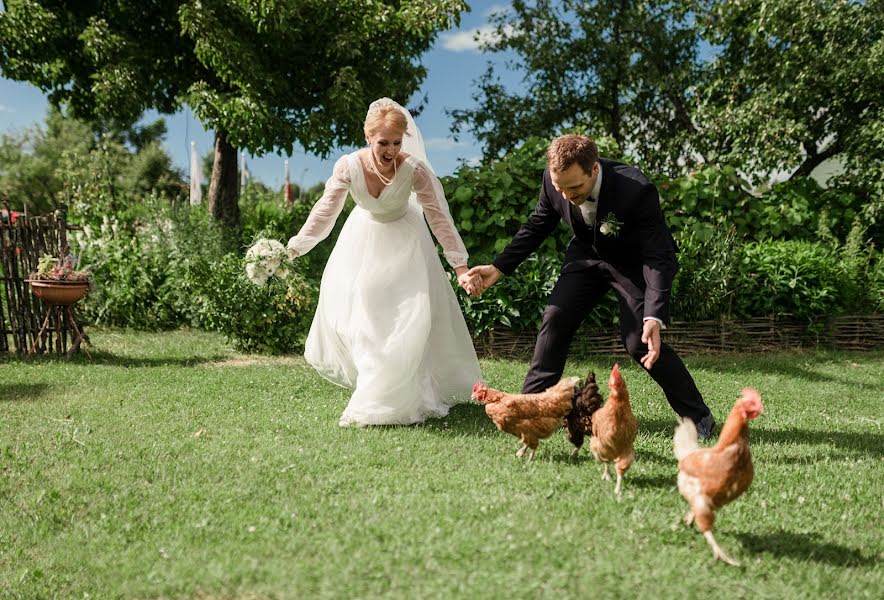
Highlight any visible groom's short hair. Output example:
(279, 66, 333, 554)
(547, 135, 599, 174)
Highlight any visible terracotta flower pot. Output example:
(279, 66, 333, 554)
(26, 280, 90, 305)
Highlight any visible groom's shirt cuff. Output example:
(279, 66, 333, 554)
(643, 316, 666, 330)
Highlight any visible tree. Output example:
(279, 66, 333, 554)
(449, 0, 702, 174)
(0, 107, 93, 213)
(0, 106, 181, 213)
(0, 0, 467, 244)
(695, 0, 884, 189)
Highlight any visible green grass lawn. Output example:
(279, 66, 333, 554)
(1, 329, 882, 599)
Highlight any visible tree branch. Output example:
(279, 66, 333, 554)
(792, 139, 842, 179)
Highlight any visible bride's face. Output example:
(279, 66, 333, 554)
(367, 124, 405, 169)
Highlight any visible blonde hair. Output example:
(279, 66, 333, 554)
(364, 104, 408, 139)
(547, 134, 599, 174)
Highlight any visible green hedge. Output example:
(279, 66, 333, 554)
(66, 132, 881, 351)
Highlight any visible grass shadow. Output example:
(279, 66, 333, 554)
(0, 383, 52, 402)
(750, 426, 884, 457)
(736, 530, 880, 567)
(691, 352, 884, 393)
(17, 349, 234, 368)
(423, 402, 494, 436)
(639, 418, 884, 458)
(639, 417, 681, 437)
(630, 474, 674, 489)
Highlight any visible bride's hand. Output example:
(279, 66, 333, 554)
(286, 240, 300, 261)
(457, 271, 478, 295)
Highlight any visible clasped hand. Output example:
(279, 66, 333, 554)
(458, 265, 502, 297)
(457, 271, 482, 295)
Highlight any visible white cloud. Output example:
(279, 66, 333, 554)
(0, 104, 13, 113)
(424, 137, 468, 152)
(440, 25, 505, 53)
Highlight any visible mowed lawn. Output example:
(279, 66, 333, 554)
(1, 329, 882, 599)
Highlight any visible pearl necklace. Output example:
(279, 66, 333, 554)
(369, 149, 397, 186)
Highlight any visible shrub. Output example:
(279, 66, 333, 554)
(73, 203, 224, 328)
(734, 241, 848, 321)
(671, 227, 741, 321)
(182, 253, 316, 354)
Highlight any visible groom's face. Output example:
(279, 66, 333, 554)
(551, 162, 598, 206)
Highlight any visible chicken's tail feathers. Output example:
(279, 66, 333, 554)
(673, 417, 700, 461)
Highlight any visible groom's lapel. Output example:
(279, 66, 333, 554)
(593, 161, 616, 249)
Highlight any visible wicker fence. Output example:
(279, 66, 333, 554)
(0, 210, 80, 355)
(472, 314, 884, 358)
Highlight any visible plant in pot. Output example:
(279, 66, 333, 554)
(27, 254, 91, 305)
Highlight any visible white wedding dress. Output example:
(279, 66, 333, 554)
(287, 152, 481, 426)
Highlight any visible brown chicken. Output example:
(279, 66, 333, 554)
(564, 371, 605, 459)
(472, 376, 581, 460)
(589, 364, 638, 498)
(674, 387, 764, 566)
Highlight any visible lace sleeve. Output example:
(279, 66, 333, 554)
(286, 156, 351, 257)
(412, 159, 469, 268)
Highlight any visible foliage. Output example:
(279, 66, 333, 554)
(671, 227, 741, 322)
(0, 0, 468, 232)
(733, 241, 849, 321)
(0, 107, 184, 214)
(658, 167, 870, 243)
(178, 0, 469, 156)
(449, 0, 702, 174)
(72, 205, 224, 329)
(441, 132, 621, 264)
(29, 254, 88, 282)
(695, 0, 884, 186)
(181, 252, 316, 354)
(0, 107, 92, 213)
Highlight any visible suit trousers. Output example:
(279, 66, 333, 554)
(521, 262, 711, 422)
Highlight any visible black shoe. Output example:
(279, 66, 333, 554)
(696, 413, 716, 441)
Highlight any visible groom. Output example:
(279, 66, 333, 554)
(466, 134, 715, 438)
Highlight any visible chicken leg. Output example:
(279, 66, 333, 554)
(704, 531, 739, 566)
(601, 463, 610, 481)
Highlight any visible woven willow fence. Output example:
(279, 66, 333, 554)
(0, 210, 81, 355)
(472, 314, 884, 358)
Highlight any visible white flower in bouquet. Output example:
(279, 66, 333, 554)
(245, 238, 290, 286)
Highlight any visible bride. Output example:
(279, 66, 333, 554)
(287, 98, 482, 426)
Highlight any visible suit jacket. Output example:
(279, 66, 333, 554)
(491, 158, 679, 323)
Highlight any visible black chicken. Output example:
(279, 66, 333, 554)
(564, 371, 605, 459)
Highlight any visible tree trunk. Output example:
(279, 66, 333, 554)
(207, 129, 240, 249)
(792, 139, 842, 179)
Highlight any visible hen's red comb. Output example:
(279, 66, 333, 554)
(473, 381, 484, 393)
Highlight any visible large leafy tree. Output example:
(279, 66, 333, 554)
(695, 0, 884, 191)
(0, 0, 467, 241)
(450, 0, 702, 174)
(0, 107, 181, 213)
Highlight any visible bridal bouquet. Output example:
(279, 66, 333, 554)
(244, 238, 292, 286)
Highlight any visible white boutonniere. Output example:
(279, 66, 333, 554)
(599, 213, 623, 237)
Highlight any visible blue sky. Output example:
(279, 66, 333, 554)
(0, 1, 520, 191)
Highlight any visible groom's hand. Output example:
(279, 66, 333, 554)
(640, 319, 662, 370)
(457, 271, 480, 295)
(466, 265, 503, 296)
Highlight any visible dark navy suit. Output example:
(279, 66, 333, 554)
(492, 158, 710, 422)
